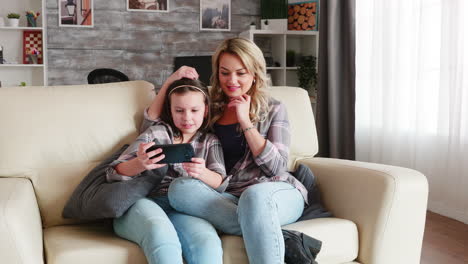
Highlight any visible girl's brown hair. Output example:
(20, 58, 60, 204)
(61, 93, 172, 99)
(160, 78, 211, 141)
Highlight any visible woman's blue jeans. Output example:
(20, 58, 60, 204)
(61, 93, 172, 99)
(168, 178, 304, 264)
(113, 196, 223, 264)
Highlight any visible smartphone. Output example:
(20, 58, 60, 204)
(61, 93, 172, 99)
(146, 143, 195, 164)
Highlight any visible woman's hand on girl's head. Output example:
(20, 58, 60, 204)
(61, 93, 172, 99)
(182, 157, 207, 179)
(168, 66, 199, 83)
(148, 66, 199, 120)
(136, 142, 167, 170)
(227, 94, 252, 126)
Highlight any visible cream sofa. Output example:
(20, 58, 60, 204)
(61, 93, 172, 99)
(0, 81, 428, 264)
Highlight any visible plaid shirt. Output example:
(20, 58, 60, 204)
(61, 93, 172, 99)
(106, 115, 227, 196)
(217, 97, 308, 203)
(140, 99, 309, 203)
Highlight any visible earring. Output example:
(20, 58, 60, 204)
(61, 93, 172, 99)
(253, 79, 256, 84)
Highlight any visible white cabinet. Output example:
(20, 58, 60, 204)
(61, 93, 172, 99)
(0, 0, 47, 87)
(240, 29, 318, 91)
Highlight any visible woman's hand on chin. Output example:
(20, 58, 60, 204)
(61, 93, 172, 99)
(227, 94, 251, 126)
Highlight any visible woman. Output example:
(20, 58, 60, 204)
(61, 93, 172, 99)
(165, 38, 310, 264)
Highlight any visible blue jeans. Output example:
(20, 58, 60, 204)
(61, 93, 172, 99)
(113, 196, 222, 264)
(168, 178, 304, 264)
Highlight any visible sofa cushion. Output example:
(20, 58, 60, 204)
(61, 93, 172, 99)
(222, 217, 359, 264)
(284, 218, 359, 263)
(44, 223, 147, 264)
(44, 218, 358, 264)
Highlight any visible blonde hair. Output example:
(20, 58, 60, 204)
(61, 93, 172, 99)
(209, 37, 270, 126)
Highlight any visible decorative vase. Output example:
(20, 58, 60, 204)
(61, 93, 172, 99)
(27, 17, 37, 27)
(261, 19, 269, 30)
(28, 54, 38, 64)
(7, 18, 20, 27)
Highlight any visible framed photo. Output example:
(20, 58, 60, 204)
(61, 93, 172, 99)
(127, 0, 169, 12)
(200, 0, 230, 31)
(59, 0, 93, 27)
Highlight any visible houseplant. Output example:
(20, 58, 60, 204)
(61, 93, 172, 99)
(286, 50, 296, 67)
(297, 55, 317, 96)
(7, 13, 20, 27)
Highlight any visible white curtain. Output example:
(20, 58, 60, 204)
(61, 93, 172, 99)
(356, 0, 468, 224)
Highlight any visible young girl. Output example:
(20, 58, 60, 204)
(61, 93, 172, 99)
(107, 74, 227, 264)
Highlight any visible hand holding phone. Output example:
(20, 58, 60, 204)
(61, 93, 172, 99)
(146, 143, 195, 164)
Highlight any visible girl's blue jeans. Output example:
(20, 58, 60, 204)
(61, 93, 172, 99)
(168, 178, 304, 264)
(113, 196, 222, 264)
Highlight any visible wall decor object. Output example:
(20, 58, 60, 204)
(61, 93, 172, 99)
(127, 0, 169, 12)
(59, 0, 93, 27)
(261, 0, 287, 19)
(23, 30, 43, 64)
(200, 0, 230, 31)
(287, 0, 318, 31)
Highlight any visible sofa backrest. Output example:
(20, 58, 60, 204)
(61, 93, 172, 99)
(0, 82, 317, 228)
(269, 86, 318, 168)
(0, 81, 155, 227)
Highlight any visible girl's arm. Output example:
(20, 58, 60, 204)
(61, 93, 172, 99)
(147, 66, 199, 120)
(183, 158, 223, 189)
(182, 136, 227, 190)
(115, 142, 166, 176)
(106, 126, 168, 182)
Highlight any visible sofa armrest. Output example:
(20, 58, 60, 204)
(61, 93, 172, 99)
(298, 157, 428, 264)
(0, 177, 44, 264)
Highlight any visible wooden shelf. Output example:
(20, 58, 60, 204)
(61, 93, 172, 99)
(240, 29, 319, 87)
(0, 64, 44, 67)
(0, 26, 43, 30)
(1, 0, 47, 86)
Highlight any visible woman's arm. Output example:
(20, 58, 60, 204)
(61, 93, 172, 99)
(230, 95, 290, 176)
(252, 102, 291, 176)
(228, 94, 267, 157)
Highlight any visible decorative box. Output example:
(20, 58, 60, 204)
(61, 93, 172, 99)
(287, 0, 319, 31)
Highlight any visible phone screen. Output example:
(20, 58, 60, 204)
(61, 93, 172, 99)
(146, 143, 195, 164)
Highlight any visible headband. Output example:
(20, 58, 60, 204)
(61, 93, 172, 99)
(168, 85, 208, 98)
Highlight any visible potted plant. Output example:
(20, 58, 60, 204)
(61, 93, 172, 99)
(297, 55, 318, 96)
(261, 19, 269, 30)
(7, 13, 20, 27)
(250, 22, 256, 30)
(286, 50, 296, 67)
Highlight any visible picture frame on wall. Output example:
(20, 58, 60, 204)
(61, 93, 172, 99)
(200, 0, 230, 31)
(59, 0, 94, 27)
(127, 0, 169, 12)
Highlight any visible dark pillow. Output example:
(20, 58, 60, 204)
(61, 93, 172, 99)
(63, 145, 167, 220)
(291, 164, 333, 221)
